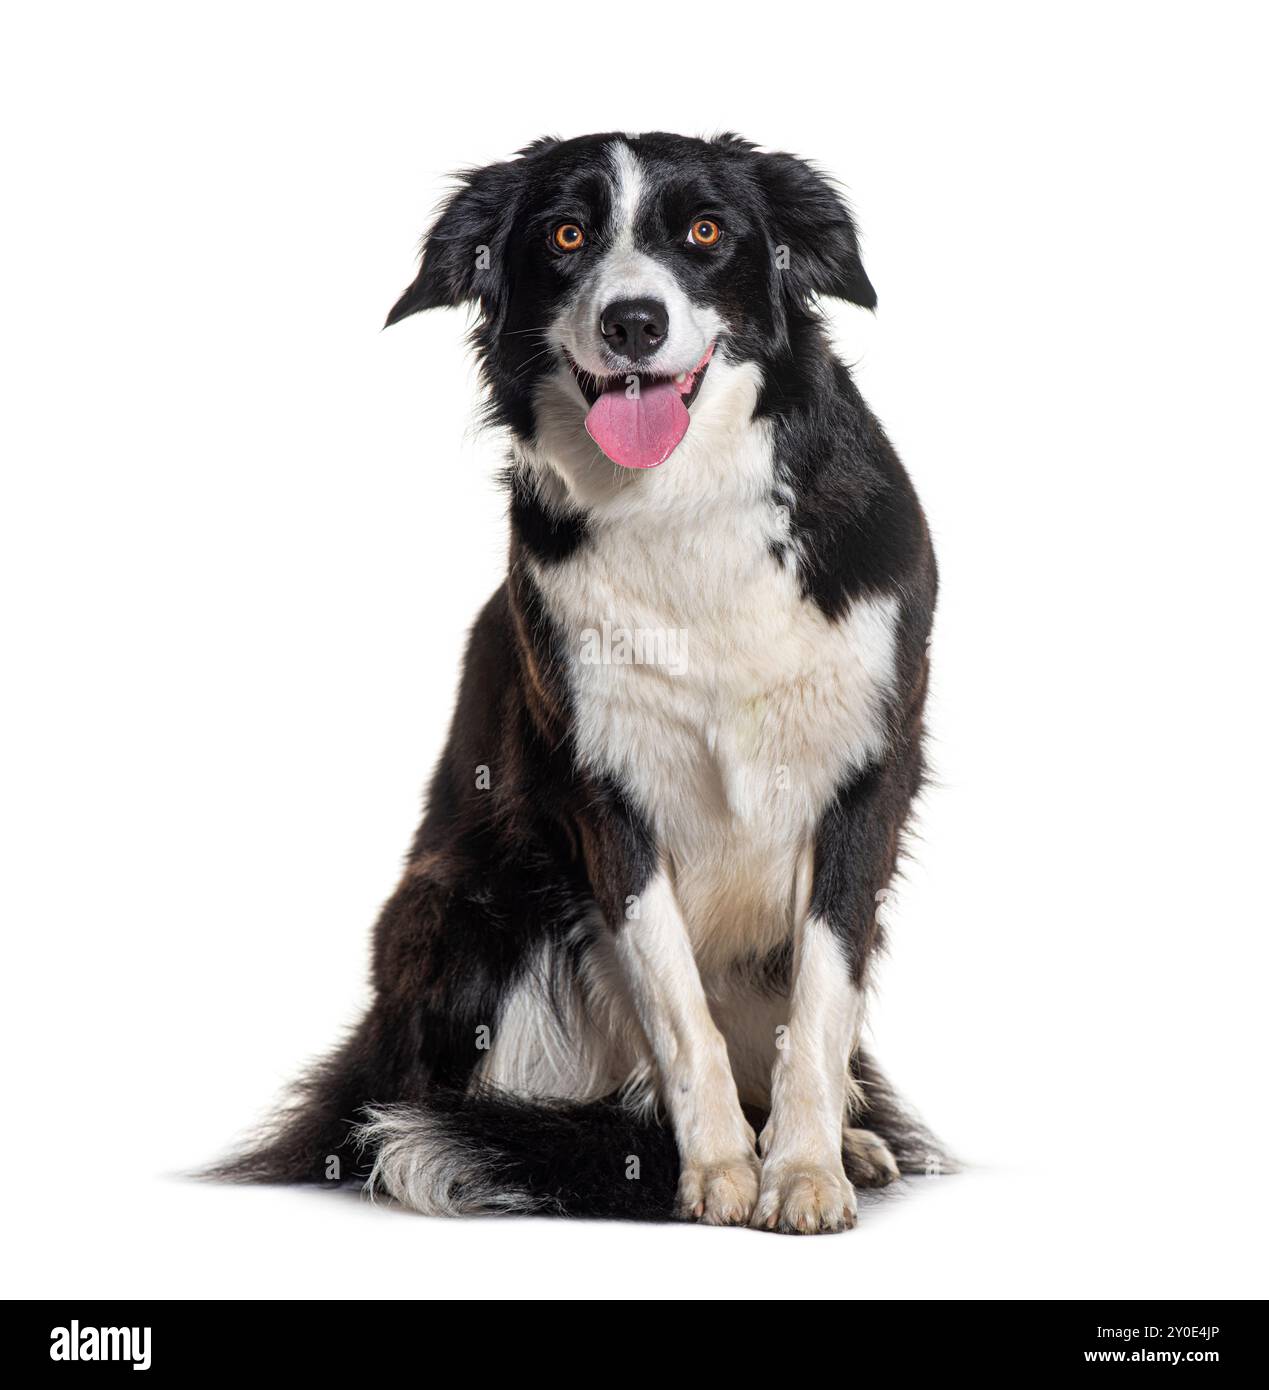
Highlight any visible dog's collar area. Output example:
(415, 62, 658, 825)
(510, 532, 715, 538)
(565, 344, 714, 410)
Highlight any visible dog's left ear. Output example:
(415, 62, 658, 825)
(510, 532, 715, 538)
(754, 151, 876, 311)
(385, 159, 525, 328)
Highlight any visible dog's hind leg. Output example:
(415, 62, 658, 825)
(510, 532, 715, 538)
(474, 923, 646, 1103)
(841, 1125, 901, 1187)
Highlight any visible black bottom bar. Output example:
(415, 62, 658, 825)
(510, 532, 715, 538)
(6, 1299, 1253, 1377)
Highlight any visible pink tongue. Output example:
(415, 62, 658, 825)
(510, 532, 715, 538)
(585, 378, 689, 469)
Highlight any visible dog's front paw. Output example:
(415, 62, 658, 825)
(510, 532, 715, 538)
(751, 1160, 857, 1234)
(842, 1127, 901, 1188)
(675, 1154, 761, 1227)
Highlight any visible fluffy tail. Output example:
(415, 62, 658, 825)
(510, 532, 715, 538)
(208, 1045, 947, 1217)
(204, 1025, 389, 1188)
(358, 1089, 681, 1220)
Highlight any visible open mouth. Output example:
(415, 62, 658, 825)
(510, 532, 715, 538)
(566, 343, 715, 470)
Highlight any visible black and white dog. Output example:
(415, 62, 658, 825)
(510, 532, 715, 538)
(220, 132, 942, 1233)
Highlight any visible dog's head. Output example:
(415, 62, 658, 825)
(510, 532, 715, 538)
(388, 133, 873, 476)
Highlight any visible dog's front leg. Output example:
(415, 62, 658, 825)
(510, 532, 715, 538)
(754, 907, 862, 1233)
(612, 867, 759, 1225)
(756, 743, 922, 1233)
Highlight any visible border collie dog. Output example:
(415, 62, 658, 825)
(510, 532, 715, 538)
(220, 132, 943, 1233)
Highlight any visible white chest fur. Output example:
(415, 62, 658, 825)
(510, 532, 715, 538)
(530, 489, 899, 976)
(524, 359, 900, 972)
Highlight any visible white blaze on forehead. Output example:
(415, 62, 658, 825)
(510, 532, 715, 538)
(607, 140, 644, 245)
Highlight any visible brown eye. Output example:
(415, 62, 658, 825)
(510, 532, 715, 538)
(688, 217, 722, 247)
(553, 223, 585, 252)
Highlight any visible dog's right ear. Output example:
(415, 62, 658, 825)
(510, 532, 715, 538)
(385, 159, 525, 328)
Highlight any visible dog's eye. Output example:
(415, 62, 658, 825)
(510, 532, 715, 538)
(552, 223, 585, 253)
(687, 217, 722, 248)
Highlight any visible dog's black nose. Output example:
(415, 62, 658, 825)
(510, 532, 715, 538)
(600, 298, 668, 361)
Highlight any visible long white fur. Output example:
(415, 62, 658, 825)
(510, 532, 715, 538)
(475, 921, 652, 1105)
(360, 1105, 547, 1217)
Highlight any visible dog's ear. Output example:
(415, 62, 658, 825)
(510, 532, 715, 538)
(385, 158, 525, 328)
(754, 151, 876, 311)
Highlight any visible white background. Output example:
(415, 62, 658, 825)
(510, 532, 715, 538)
(3, 1, 1267, 1300)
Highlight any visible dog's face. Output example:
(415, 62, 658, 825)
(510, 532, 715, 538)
(388, 133, 874, 475)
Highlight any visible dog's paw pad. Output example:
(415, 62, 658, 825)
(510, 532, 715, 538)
(752, 1164, 857, 1234)
(842, 1127, 901, 1188)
